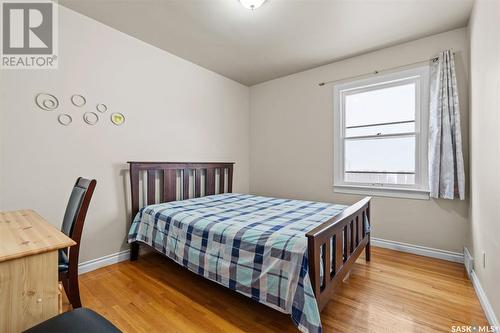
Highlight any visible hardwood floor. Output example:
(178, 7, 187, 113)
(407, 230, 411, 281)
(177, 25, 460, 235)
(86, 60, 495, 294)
(67, 247, 488, 332)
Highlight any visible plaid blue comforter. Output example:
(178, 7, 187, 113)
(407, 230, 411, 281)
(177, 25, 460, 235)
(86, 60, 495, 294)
(128, 193, 347, 333)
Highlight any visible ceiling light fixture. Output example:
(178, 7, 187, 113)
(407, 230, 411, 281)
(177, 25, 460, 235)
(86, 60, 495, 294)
(239, 0, 266, 10)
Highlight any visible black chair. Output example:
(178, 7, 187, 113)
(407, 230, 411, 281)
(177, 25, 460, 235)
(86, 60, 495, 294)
(23, 308, 121, 333)
(59, 177, 97, 308)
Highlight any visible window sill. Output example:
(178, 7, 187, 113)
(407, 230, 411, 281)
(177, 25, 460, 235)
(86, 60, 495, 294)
(333, 184, 430, 200)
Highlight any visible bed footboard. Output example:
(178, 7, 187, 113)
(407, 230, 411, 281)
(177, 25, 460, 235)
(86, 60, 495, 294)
(306, 197, 371, 311)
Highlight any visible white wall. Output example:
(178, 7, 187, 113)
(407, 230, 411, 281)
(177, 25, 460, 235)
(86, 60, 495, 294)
(468, 0, 500, 323)
(250, 28, 469, 253)
(0, 5, 250, 262)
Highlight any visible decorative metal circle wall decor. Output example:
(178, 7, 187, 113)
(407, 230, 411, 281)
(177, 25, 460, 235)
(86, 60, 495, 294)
(35, 93, 59, 111)
(96, 103, 107, 113)
(83, 112, 99, 125)
(111, 112, 125, 126)
(71, 94, 86, 107)
(58, 114, 72, 126)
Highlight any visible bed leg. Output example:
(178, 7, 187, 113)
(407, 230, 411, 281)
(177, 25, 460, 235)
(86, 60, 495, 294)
(365, 235, 371, 261)
(130, 242, 139, 261)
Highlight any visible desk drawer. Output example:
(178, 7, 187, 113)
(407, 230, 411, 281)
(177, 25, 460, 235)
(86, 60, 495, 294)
(0, 251, 58, 333)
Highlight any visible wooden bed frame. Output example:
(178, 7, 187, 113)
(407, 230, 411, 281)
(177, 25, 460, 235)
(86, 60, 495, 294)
(128, 161, 371, 312)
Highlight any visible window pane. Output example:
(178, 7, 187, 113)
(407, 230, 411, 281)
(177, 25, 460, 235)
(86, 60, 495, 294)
(345, 83, 416, 127)
(345, 172, 415, 185)
(344, 136, 415, 174)
(345, 121, 414, 137)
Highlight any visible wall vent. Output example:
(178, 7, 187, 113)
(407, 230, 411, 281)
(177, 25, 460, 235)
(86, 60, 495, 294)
(463, 247, 474, 277)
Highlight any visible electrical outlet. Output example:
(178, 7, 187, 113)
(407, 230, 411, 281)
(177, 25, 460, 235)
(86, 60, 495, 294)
(482, 251, 486, 269)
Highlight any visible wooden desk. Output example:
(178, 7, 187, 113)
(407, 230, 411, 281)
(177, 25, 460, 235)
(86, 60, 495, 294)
(0, 210, 75, 333)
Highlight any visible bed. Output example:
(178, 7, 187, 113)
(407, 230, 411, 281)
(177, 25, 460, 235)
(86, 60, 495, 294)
(127, 162, 371, 333)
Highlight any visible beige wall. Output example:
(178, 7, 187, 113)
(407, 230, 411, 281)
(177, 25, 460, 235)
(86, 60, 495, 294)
(250, 28, 469, 253)
(0, 5, 477, 268)
(0, 5, 250, 262)
(468, 0, 500, 323)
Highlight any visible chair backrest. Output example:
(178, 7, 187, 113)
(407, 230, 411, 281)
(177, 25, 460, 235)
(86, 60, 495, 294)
(61, 178, 97, 250)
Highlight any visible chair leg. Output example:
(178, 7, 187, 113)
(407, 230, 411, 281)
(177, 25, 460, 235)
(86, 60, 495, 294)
(60, 277, 73, 309)
(61, 276, 69, 296)
(365, 235, 371, 261)
(68, 270, 82, 308)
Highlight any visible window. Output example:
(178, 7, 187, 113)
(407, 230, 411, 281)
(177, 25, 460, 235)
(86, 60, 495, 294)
(333, 66, 430, 199)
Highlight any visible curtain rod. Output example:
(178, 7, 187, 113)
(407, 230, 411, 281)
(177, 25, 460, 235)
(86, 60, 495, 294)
(317, 51, 454, 87)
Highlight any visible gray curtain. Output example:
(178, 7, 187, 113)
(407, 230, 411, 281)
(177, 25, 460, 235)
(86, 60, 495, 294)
(429, 50, 465, 200)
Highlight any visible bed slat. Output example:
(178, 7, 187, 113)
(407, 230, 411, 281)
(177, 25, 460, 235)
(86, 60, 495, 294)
(228, 167, 233, 193)
(130, 166, 140, 216)
(164, 169, 176, 202)
(147, 170, 156, 205)
(324, 240, 331, 286)
(195, 170, 201, 198)
(206, 169, 215, 195)
(183, 169, 190, 200)
(219, 168, 225, 194)
(335, 232, 343, 273)
(356, 215, 363, 246)
(343, 225, 350, 262)
(350, 220, 355, 252)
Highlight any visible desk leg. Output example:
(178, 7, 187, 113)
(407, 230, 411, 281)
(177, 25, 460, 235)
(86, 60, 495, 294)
(0, 250, 59, 332)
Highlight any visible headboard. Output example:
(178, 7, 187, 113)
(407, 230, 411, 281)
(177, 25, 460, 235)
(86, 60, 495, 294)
(128, 162, 234, 218)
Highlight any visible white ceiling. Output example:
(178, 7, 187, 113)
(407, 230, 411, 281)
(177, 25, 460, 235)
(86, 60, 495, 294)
(60, 0, 474, 86)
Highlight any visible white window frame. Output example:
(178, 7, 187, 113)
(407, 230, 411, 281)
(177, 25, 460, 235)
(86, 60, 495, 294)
(333, 66, 430, 200)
